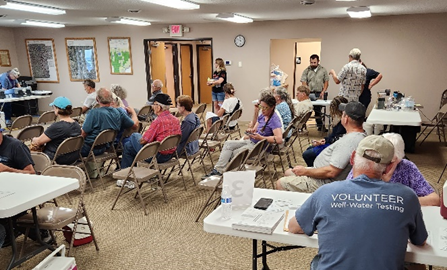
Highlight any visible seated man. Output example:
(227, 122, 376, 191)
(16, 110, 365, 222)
(347, 133, 440, 206)
(294, 85, 314, 118)
(81, 88, 139, 157)
(121, 93, 181, 168)
(0, 129, 36, 247)
(276, 101, 366, 193)
(81, 79, 97, 114)
(288, 135, 428, 269)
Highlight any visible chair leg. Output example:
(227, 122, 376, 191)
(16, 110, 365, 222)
(82, 206, 99, 251)
(157, 172, 168, 203)
(437, 163, 447, 183)
(135, 182, 149, 216)
(19, 227, 30, 259)
(111, 176, 130, 210)
(195, 185, 220, 222)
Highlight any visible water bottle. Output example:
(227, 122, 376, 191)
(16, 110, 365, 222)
(221, 184, 232, 220)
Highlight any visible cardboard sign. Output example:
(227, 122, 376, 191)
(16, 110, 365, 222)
(223, 170, 255, 208)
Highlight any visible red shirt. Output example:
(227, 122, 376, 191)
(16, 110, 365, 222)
(142, 110, 181, 155)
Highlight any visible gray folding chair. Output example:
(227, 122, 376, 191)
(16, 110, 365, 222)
(31, 152, 51, 175)
(37, 111, 57, 125)
(112, 141, 166, 215)
(194, 103, 207, 124)
(179, 126, 205, 185)
(16, 125, 44, 143)
(8, 114, 33, 135)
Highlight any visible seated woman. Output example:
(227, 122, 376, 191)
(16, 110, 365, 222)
(302, 96, 348, 166)
(203, 94, 283, 177)
(206, 83, 242, 133)
(32, 97, 82, 164)
(347, 133, 440, 206)
(176, 95, 200, 156)
(111, 84, 129, 107)
(274, 86, 295, 130)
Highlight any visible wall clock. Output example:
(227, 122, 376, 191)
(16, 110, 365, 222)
(234, 34, 245, 47)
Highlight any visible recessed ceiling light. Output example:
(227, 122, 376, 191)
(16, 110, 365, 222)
(216, 13, 253, 23)
(347, 6, 371, 18)
(0, 0, 66, 15)
(21, 20, 65, 28)
(141, 0, 199, 10)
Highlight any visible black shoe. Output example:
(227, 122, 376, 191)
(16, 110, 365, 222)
(318, 126, 328, 132)
(201, 169, 222, 179)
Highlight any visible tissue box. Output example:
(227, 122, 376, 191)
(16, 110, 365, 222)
(33, 245, 77, 270)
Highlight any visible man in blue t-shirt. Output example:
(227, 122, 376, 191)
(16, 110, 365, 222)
(81, 88, 139, 157)
(0, 68, 21, 126)
(288, 135, 428, 270)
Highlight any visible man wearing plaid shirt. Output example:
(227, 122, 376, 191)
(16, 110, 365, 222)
(121, 93, 181, 168)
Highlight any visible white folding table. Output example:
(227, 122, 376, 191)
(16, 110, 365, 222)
(0, 172, 79, 270)
(366, 107, 422, 152)
(204, 188, 447, 270)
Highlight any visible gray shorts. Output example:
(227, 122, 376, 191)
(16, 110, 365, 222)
(278, 175, 332, 193)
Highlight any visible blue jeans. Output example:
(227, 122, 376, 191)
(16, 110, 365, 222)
(211, 91, 225, 102)
(120, 133, 173, 169)
(2, 103, 11, 121)
(302, 146, 318, 167)
(81, 144, 106, 157)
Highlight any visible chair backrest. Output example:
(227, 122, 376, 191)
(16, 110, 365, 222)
(244, 139, 267, 164)
(195, 103, 207, 115)
(205, 119, 223, 140)
(220, 114, 231, 128)
(295, 111, 312, 130)
(53, 136, 84, 164)
(31, 152, 51, 174)
(10, 115, 33, 131)
(17, 125, 44, 142)
(71, 107, 83, 118)
(133, 141, 160, 166)
(37, 111, 57, 124)
(228, 108, 243, 123)
(225, 149, 249, 172)
(138, 105, 153, 121)
(159, 134, 182, 153)
(186, 125, 204, 145)
(91, 129, 117, 147)
(42, 165, 86, 192)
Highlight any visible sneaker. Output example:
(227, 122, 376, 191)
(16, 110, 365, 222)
(116, 179, 135, 189)
(201, 169, 222, 180)
(5, 120, 11, 128)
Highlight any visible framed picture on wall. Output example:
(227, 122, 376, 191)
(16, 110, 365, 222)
(25, 39, 60, 83)
(65, 37, 100, 82)
(108, 37, 133, 75)
(0, 50, 11, 67)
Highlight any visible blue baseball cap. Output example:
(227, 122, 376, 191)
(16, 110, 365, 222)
(49, 96, 72, 109)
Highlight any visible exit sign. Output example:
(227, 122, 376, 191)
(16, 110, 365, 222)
(170, 25, 183, 37)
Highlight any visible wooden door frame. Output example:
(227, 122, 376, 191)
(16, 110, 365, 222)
(180, 44, 194, 101)
(144, 37, 212, 100)
(196, 44, 213, 104)
(165, 43, 180, 99)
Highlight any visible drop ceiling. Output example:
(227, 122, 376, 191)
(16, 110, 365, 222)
(0, 0, 446, 27)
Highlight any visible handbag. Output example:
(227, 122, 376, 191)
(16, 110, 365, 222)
(62, 217, 93, 247)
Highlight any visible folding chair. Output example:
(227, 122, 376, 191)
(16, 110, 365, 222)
(242, 139, 269, 187)
(31, 152, 51, 175)
(8, 114, 33, 135)
(111, 141, 167, 215)
(17, 165, 99, 256)
(137, 105, 153, 133)
(179, 126, 205, 185)
(116, 127, 135, 157)
(294, 111, 313, 154)
(270, 122, 297, 173)
(154, 134, 187, 190)
(37, 110, 57, 125)
(416, 103, 447, 146)
(221, 109, 243, 139)
(195, 148, 249, 222)
(198, 119, 223, 170)
(83, 129, 120, 189)
(70, 107, 83, 123)
(16, 125, 44, 143)
(194, 103, 207, 124)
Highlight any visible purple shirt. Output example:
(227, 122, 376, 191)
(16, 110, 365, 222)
(252, 112, 282, 144)
(346, 159, 434, 197)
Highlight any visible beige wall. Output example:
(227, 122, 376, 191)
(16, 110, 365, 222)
(0, 27, 19, 74)
(5, 13, 447, 120)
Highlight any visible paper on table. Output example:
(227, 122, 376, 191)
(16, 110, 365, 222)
(232, 207, 284, 235)
(0, 191, 14, 200)
(283, 209, 296, 232)
(439, 227, 447, 251)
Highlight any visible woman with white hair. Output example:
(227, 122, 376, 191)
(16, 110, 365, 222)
(347, 133, 440, 206)
(111, 84, 128, 107)
(274, 86, 295, 130)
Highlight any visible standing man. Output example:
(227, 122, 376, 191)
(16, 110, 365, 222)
(329, 48, 366, 102)
(301, 55, 329, 131)
(81, 79, 97, 114)
(288, 135, 428, 269)
(0, 68, 21, 126)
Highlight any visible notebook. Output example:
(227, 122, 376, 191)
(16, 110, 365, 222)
(232, 207, 284, 235)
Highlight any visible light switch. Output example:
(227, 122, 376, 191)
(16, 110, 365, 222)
(238, 61, 242, 67)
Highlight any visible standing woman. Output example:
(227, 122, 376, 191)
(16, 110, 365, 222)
(0, 68, 20, 126)
(32, 97, 82, 164)
(207, 58, 227, 112)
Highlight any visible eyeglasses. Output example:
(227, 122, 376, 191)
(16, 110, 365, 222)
(259, 105, 270, 111)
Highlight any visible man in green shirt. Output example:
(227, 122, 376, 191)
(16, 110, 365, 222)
(301, 54, 329, 131)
